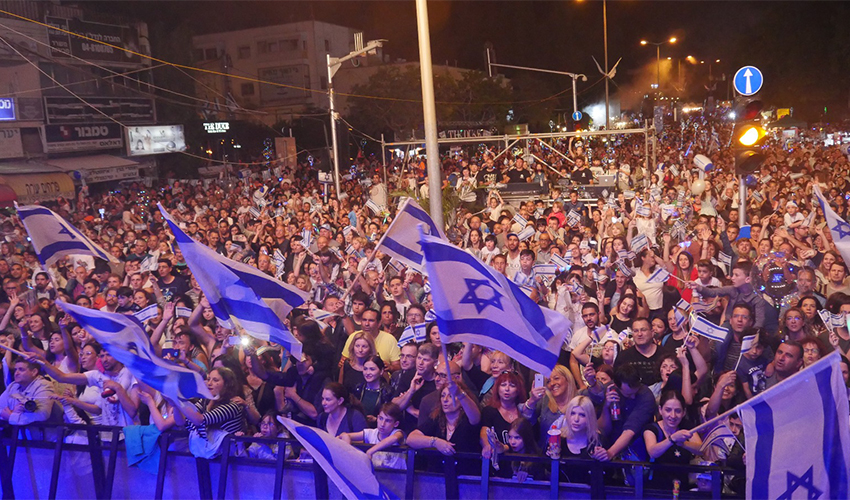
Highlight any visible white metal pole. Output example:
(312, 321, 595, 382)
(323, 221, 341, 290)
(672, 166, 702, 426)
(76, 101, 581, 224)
(415, 0, 444, 229)
(739, 176, 747, 227)
(572, 76, 578, 116)
(327, 53, 342, 196)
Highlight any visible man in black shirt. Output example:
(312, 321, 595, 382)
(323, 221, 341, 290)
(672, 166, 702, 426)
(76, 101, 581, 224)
(478, 159, 500, 187)
(613, 317, 663, 385)
(504, 158, 532, 184)
(571, 158, 595, 185)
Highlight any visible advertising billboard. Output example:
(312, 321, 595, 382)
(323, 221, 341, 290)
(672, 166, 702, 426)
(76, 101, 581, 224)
(45, 96, 155, 124)
(44, 123, 124, 153)
(46, 16, 142, 64)
(0, 98, 14, 121)
(0, 129, 24, 159)
(126, 125, 187, 156)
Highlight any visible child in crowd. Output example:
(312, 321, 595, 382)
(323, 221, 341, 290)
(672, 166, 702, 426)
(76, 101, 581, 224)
(339, 403, 406, 470)
(235, 411, 290, 460)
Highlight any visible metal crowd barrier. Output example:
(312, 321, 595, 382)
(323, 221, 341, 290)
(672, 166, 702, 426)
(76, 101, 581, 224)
(0, 422, 732, 500)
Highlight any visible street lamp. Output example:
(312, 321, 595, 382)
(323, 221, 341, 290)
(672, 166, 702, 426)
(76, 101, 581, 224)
(327, 38, 386, 196)
(640, 37, 676, 91)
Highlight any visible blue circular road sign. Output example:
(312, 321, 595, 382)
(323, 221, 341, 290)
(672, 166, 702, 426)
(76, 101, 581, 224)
(733, 66, 763, 96)
(572, 111, 583, 121)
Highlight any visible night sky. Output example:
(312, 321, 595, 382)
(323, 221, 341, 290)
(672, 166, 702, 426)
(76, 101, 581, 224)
(86, 1, 849, 121)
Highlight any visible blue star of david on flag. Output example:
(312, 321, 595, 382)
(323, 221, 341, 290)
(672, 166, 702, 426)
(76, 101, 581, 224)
(459, 278, 504, 313)
(777, 466, 822, 500)
(833, 221, 850, 240)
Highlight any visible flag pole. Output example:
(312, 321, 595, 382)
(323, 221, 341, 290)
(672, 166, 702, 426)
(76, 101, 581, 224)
(0, 342, 30, 359)
(341, 198, 411, 301)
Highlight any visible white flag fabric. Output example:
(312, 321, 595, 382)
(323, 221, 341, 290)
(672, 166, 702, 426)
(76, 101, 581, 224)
(159, 204, 307, 357)
(739, 352, 850, 499)
(740, 333, 758, 354)
(646, 266, 671, 284)
(377, 198, 446, 272)
(812, 185, 850, 266)
(690, 314, 729, 342)
(419, 230, 571, 375)
(17, 204, 118, 266)
(631, 234, 649, 254)
(278, 417, 398, 500)
(58, 300, 213, 401)
(397, 322, 428, 347)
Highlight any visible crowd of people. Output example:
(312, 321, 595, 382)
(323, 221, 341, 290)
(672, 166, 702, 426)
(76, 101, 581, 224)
(1, 112, 849, 496)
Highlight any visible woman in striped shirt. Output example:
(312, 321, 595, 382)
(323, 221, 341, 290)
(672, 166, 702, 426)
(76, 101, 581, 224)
(174, 366, 246, 438)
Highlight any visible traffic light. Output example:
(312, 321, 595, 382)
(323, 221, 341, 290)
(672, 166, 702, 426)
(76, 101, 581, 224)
(732, 98, 767, 175)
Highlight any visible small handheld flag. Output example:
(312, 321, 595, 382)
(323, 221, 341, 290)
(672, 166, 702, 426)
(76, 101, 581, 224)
(690, 314, 729, 342)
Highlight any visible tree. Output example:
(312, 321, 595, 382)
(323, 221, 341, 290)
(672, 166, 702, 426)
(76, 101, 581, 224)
(345, 65, 513, 140)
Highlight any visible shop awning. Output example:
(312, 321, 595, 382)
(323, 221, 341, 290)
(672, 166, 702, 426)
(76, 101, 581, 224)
(44, 155, 140, 184)
(0, 184, 17, 208)
(0, 172, 75, 205)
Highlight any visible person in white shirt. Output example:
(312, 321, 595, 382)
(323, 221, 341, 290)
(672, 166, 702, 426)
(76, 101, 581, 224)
(783, 201, 805, 229)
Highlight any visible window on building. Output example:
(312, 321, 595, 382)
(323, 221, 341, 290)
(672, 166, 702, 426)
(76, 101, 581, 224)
(324, 39, 330, 52)
(320, 76, 328, 90)
(257, 41, 268, 54)
(241, 83, 255, 96)
(192, 48, 205, 61)
(302, 40, 307, 50)
(204, 48, 218, 60)
(282, 39, 298, 51)
(268, 41, 279, 52)
(237, 46, 251, 59)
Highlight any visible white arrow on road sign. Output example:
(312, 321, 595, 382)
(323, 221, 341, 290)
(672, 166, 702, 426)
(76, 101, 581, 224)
(733, 66, 763, 96)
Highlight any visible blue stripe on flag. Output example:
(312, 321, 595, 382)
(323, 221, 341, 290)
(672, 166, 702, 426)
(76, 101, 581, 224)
(441, 318, 559, 368)
(405, 203, 442, 237)
(816, 365, 849, 498)
(39, 241, 101, 260)
(424, 240, 555, 341)
(382, 237, 424, 265)
(751, 400, 774, 499)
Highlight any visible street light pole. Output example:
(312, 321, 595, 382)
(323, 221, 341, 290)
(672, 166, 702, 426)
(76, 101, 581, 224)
(641, 37, 676, 91)
(327, 39, 386, 197)
(603, 0, 609, 130)
(656, 45, 660, 90)
(488, 61, 587, 117)
(414, 0, 444, 229)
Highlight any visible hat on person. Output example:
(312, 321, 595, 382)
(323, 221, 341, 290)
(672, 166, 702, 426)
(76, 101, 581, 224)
(786, 201, 797, 208)
(506, 232, 519, 239)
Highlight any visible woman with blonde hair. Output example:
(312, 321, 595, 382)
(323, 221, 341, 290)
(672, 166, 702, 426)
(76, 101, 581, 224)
(550, 395, 610, 483)
(339, 331, 376, 392)
(521, 364, 578, 447)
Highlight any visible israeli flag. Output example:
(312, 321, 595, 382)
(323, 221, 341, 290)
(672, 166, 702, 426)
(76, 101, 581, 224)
(419, 229, 571, 375)
(176, 306, 192, 318)
(512, 213, 528, 228)
(740, 333, 758, 354)
(134, 304, 159, 322)
(278, 417, 399, 500)
(631, 234, 649, 254)
(345, 244, 356, 255)
(566, 210, 582, 227)
(646, 266, 671, 284)
(301, 228, 313, 248)
(159, 204, 307, 357)
(58, 300, 213, 401)
(550, 253, 570, 271)
(17, 204, 118, 266)
(377, 198, 446, 272)
(690, 314, 729, 342)
(718, 251, 733, 268)
(739, 352, 850, 500)
(636, 205, 651, 218)
(618, 264, 635, 278)
(674, 308, 687, 329)
(397, 322, 428, 347)
(424, 309, 437, 321)
(516, 225, 535, 241)
(532, 264, 557, 277)
(814, 185, 850, 267)
(365, 199, 383, 215)
(248, 207, 261, 219)
(311, 309, 335, 321)
(676, 298, 691, 313)
(342, 225, 353, 237)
